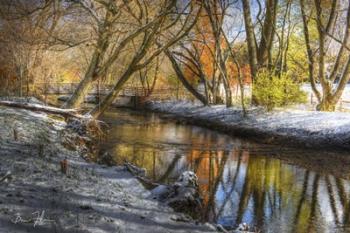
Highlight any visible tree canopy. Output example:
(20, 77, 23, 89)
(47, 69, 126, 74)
(1, 0, 350, 115)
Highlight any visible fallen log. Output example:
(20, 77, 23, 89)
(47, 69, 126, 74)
(0, 101, 84, 118)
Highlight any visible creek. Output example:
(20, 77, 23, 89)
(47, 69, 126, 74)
(101, 108, 350, 232)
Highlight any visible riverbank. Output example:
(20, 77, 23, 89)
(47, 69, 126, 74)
(0, 101, 217, 232)
(146, 100, 350, 150)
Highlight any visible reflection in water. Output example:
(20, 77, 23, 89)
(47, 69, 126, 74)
(101, 108, 350, 232)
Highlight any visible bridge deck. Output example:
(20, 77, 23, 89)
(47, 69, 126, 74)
(34, 83, 185, 98)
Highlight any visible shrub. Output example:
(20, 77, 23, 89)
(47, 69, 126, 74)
(253, 70, 307, 111)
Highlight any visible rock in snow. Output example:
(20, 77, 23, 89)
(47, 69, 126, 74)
(151, 171, 203, 219)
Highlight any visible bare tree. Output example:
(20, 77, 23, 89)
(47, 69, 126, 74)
(241, 0, 278, 79)
(0, 0, 61, 96)
(87, 1, 202, 118)
(164, 48, 209, 105)
(202, 0, 234, 107)
(164, 1, 245, 108)
(300, 0, 350, 111)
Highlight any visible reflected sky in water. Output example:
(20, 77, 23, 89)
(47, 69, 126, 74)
(101, 108, 350, 233)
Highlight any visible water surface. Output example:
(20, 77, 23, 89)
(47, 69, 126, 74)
(101, 108, 350, 233)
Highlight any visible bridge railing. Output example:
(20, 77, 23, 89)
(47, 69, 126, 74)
(35, 83, 80, 95)
(33, 83, 192, 100)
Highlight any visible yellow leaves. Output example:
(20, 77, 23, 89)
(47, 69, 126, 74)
(60, 70, 81, 83)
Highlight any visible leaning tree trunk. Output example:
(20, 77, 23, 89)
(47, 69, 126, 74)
(63, 52, 101, 109)
(63, 36, 109, 109)
(89, 39, 151, 118)
(63, 12, 111, 109)
(87, 1, 200, 118)
(89, 65, 136, 118)
(165, 49, 208, 106)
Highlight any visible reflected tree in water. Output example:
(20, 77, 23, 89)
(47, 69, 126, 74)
(101, 110, 350, 232)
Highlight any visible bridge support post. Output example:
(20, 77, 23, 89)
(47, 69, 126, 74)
(130, 96, 145, 109)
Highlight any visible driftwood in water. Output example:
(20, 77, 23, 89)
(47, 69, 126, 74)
(0, 101, 83, 118)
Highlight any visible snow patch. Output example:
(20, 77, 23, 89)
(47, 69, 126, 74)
(146, 100, 350, 149)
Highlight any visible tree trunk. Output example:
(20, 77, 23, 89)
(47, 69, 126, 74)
(224, 84, 232, 107)
(86, 2, 199, 117)
(257, 0, 278, 68)
(242, 0, 259, 104)
(314, 0, 330, 95)
(19, 66, 23, 97)
(317, 97, 336, 112)
(89, 65, 136, 118)
(300, 0, 321, 102)
(63, 11, 111, 109)
(89, 27, 157, 118)
(63, 51, 100, 108)
(165, 49, 208, 105)
(242, 0, 258, 80)
(0, 100, 81, 118)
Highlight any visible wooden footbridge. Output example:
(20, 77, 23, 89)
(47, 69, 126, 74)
(35, 82, 189, 100)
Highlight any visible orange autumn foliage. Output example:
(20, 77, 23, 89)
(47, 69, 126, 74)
(183, 8, 215, 85)
(183, 7, 251, 88)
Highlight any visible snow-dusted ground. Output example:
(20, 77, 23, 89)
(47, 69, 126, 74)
(301, 84, 350, 111)
(0, 104, 217, 233)
(227, 84, 350, 111)
(146, 100, 350, 150)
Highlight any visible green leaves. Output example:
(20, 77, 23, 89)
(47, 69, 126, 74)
(253, 70, 307, 111)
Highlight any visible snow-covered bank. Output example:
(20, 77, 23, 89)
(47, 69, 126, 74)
(146, 101, 350, 150)
(0, 104, 216, 232)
